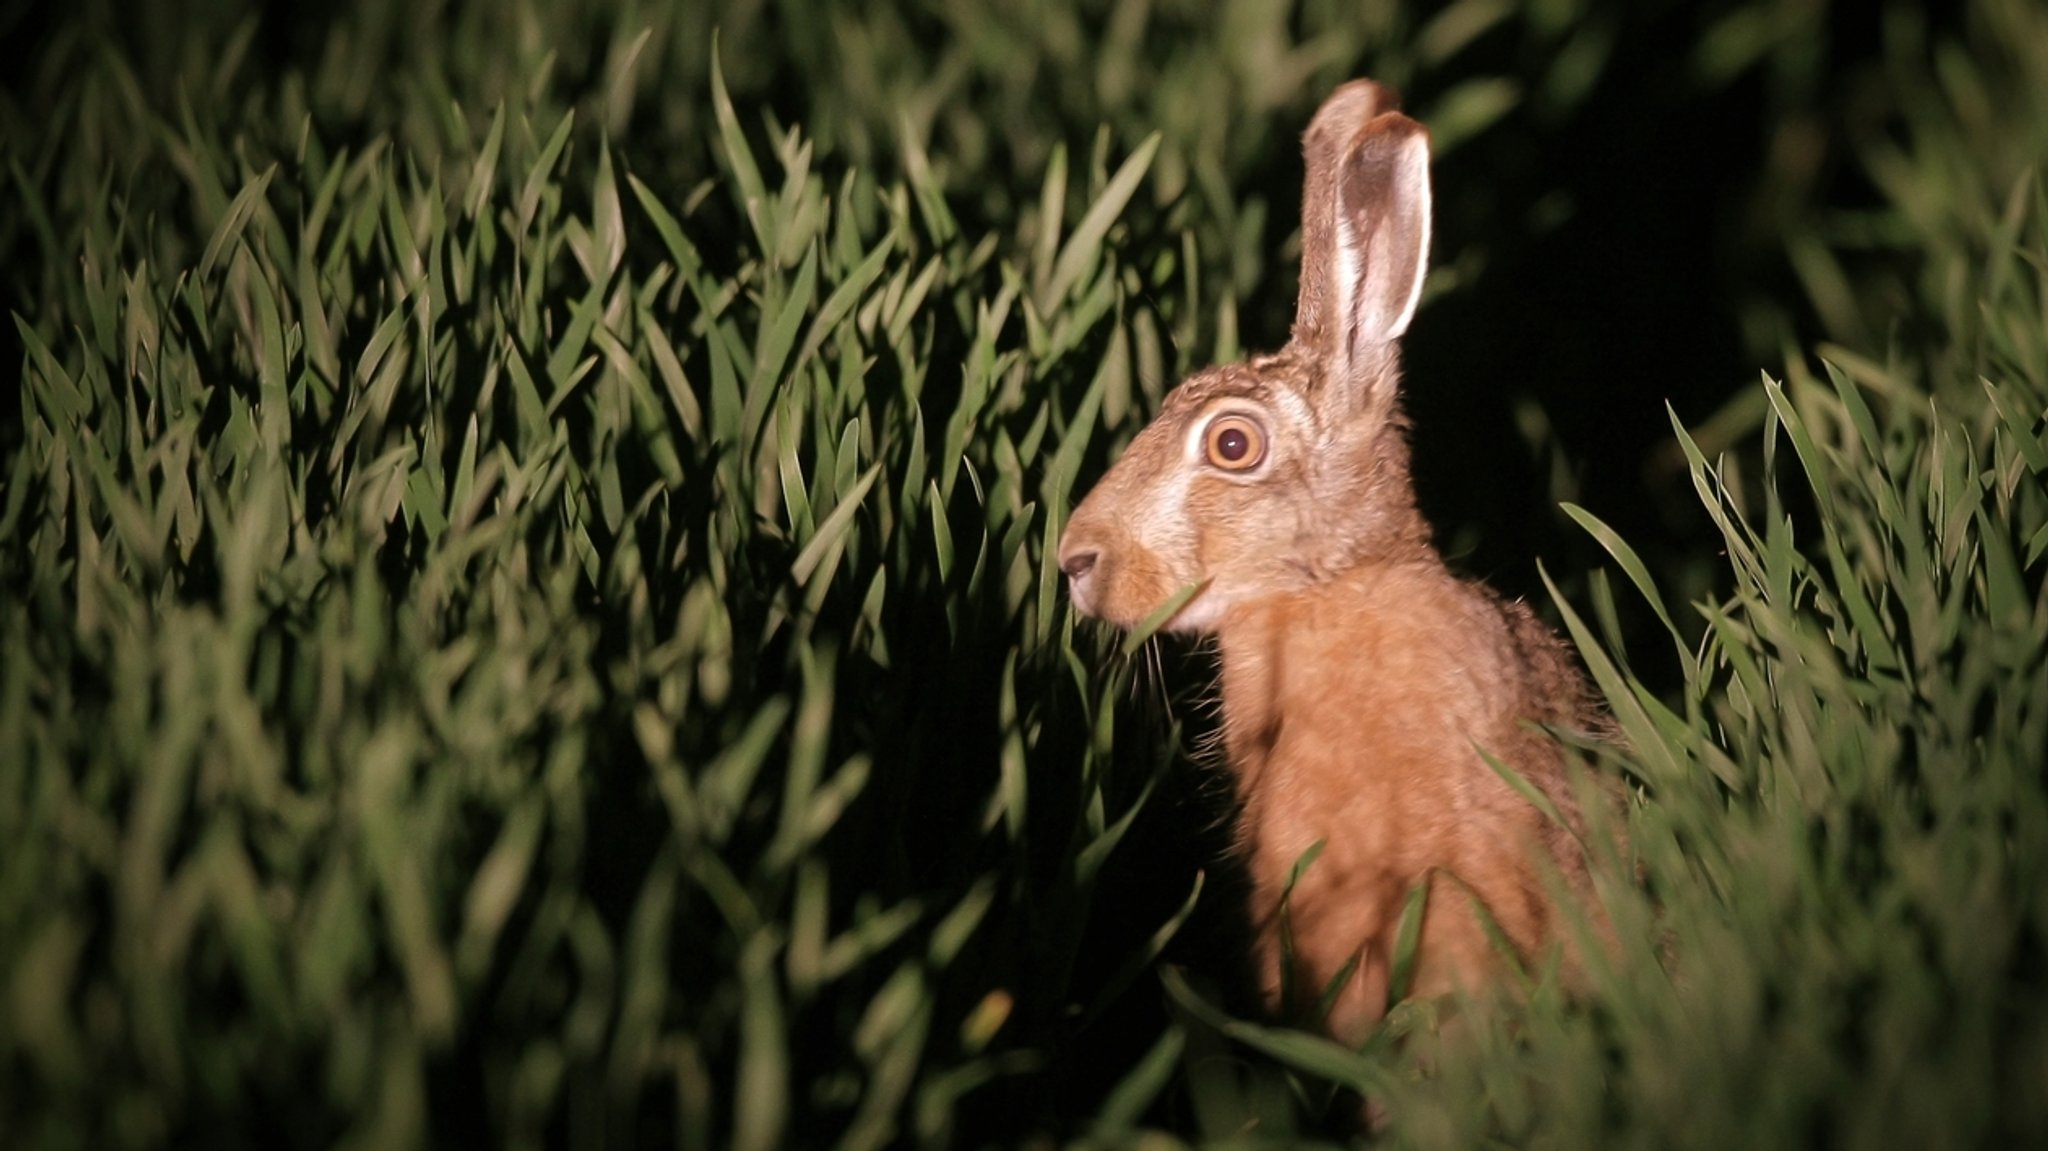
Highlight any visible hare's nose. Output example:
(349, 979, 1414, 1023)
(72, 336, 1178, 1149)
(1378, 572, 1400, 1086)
(1059, 548, 1098, 580)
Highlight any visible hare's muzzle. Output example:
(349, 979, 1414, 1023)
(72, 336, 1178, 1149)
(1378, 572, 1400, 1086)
(1057, 541, 1101, 617)
(1056, 528, 1105, 618)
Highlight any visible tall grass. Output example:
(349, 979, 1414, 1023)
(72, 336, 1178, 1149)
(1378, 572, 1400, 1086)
(3, 0, 2044, 1148)
(0, 44, 1178, 1151)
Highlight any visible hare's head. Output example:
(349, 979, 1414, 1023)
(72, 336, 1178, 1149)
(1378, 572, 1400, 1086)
(1059, 80, 1436, 633)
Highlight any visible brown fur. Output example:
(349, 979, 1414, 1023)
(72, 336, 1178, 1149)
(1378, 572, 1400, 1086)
(1058, 80, 1609, 1046)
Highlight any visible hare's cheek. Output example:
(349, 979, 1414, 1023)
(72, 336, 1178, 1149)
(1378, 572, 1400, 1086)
(1095, 547, 1184, 630)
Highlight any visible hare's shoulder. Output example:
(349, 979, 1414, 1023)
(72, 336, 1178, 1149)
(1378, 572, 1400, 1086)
(1462, 580, 1605, 733)
(1318, 567, 1602, 745)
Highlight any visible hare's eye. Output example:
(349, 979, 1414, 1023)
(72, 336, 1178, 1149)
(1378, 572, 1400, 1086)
(1203, 414, 1266, 471)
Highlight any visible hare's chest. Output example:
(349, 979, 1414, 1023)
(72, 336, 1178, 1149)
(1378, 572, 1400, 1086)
(1219, 601, 1500, 886)
(1222, 638, 1524, 1037)
(1233, 694, 1472, 885)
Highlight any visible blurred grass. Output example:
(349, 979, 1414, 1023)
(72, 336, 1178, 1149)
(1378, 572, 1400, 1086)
(1, 7, 1205, 1142)
(3, 0, 2046, 1147)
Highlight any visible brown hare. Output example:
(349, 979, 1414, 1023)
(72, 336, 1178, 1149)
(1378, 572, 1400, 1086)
(1058, 80, 1607, 1046)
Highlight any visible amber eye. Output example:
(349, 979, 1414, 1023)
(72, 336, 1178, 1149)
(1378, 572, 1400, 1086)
(1203, 414, 1267, 471)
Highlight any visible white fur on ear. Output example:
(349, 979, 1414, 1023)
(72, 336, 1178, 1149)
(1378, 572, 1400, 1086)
(1336, 119, 1432, 365)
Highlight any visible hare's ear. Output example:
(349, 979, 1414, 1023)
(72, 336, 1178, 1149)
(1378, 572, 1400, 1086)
(1294, 92, 1432, 390)
(1293, 80, 1403, 354)
(1335, 116, 1431, 357)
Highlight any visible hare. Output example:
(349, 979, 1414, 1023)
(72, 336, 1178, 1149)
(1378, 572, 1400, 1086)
(1058, 80, 1607, 1046)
